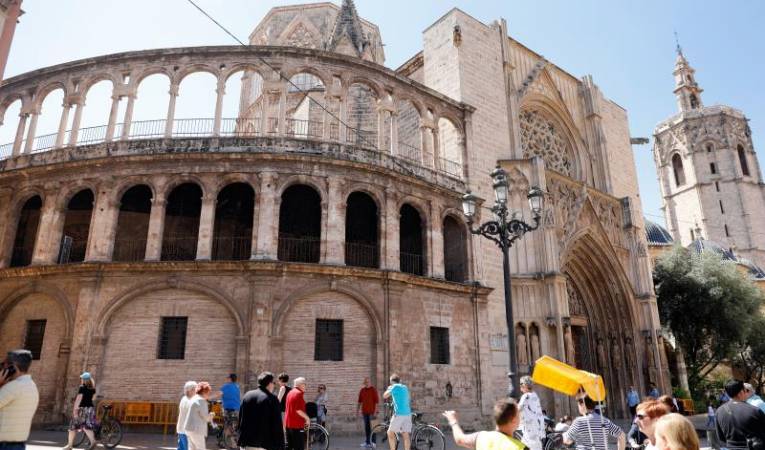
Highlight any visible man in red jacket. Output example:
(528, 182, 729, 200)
(357, 377, 380, 447)
(284, 377, 311, 450)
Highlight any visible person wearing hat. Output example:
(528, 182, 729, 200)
(518, 376, 545, 450)
(63, 372, 97, 450)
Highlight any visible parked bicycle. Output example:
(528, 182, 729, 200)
(371, 403, 444, 450)
(306, 401, 330, 450)
(207, 399, 240, 450)
(73, 403, 123, 449)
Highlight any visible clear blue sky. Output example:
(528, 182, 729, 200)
(4, 0, 764, 225)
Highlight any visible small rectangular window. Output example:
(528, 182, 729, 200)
(690, 228, 695, 240)
(710, 163, 717, 174)
(725, 224, 730, 237)
(720, 200, 725, 214)
(430, 327, 450, 364)
(24, 320, 46, 360)
(158, 317, 188, 360)
(315, 319, 343, 361)
(715, 181, 720, 192)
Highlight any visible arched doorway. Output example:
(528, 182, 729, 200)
(213, 183, 254, 261)
(113, 185, 152, 262)
(162, 183, 203, 261)
(443, 215, 468, 282)
(345, 192, 379, 268)
(400, 204, 425, 275)
(10, 195, 42, 267)
(278, 184, 321, 263)
(562, 233, 638, 418)
(60, 189, 94, 263)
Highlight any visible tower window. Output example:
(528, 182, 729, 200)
(719, 200, 725, 214)
(672, 154, 686, 187)
(24, 320, 47, 360)
(710, 163, 717, 174)
(158, 317, 188, 360)
(738, 145, 750, 176)
(315, 319, 343, 361)
(430, 327, 450, 364)
(724, 224, 730, 237)
(715, 181, 720, 192)
(706, 144, 713, 153)
(690, 228, 695, 241)
(690, 94, 699, 109)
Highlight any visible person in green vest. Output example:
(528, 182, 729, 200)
(443, 398, 527, 450)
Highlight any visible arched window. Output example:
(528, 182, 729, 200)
(162, 183, 202, 261)
(671, 153, 686, 187)
(345, 192, 379, 268)
(400, 204, 425, 275)
(10, 196, 42, 267)
(113, 185, 152, 261)
(60, 189, 94, 263)
(706, 143, 713, 153)
(689, 94, 699, 109)
(278, 184, 321, 263)
(738, 145, 750, 176)
(213, 183, 254, 261)
(346, 83, 378, 147)
(286, 73, 325, 138)
(443, 216, 468, 282)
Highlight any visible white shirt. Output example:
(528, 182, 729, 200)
(176, 395, 192, 434)
(519, 391, 545, 447)
(183, 395, 210, 436)
(0, 374, 40, 442)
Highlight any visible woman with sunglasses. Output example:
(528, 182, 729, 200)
(634, 400, 670, 450)
(315, 384, 328, 426)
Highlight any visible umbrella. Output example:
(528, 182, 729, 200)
(530, 355, 607, 401)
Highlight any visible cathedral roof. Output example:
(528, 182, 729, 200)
(738, 258, 765, 280)
(644, 218, 674, 246)
(687, 238, 736, 261)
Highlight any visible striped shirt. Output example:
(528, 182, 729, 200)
(563, 413, 623, 450)
(0, 374, 40, 442)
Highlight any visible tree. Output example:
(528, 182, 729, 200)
(654, 245, 764, 395)
(734, 315, 765, 393)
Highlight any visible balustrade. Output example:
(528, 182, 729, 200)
(345, 241, 379, 268)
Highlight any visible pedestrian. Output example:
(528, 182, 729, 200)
(627, 420, 647, 449)
(562, 395, 625, 450)
(277, 373, 292, 422)
(176, 381, 197, 450)
(64, 372, 98, 450)
(657, 395, 678, 413)
(184, 382, 215, 450)
(705, 401, 715, 429)
(633, 400, 670, 450)
(714, 379, 765, 449)
(653, 414, 699, 450)
(518, 376, 545, 450)
(443, 398, 525, 450)
(719, 389, 730, 404)
(647, 383, 660, 399)
(284, 377, 311, 450)
(383, 374, 412, 450)
(216, 374, 241, 431)
(315, 384, 328, 427)
(554, 416, 572, 433)
(357, 377, 379, 448)
(238, 372, 284, 450)
(743, 382, 765, 413)
(0, 349, 39, 450)
(626, 386, 640, 417)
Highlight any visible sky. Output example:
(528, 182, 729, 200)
(3, 0, 764, 226)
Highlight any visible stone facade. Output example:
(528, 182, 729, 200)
(0, 1, 666, 428)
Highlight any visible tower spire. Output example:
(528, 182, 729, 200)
(672, 37, 702, 112)
(326, 0, 368, 58)
(674, 31, 683, 58)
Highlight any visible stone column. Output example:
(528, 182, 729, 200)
(420, 125, 434, 168)
(11, 112, 27, 156)
(32, 194, 65, 265)
(277, 87, 287, 133)
(430, 200, 445, 278)
(383, 189, 399, 270)
(55, 102, 72, 149)
(390, 111, 399, 156)
(0, 187, 15, 268)
(22, 110, 38, 154)
(164, 83, 179, 138)
(213, 82, 225, 137)
(144, 195, 166, 261)
(432, 126, 441, 169)
(120, 93, 136, 140)
(196, 194, 217, 261)
(253, 172, 278, 260)
(325, 177, 345, 265)
(104, 95, 121, 142)
(68, 100, 84, 146)
(377, 109, 386, 151)
(340, 95, 349, 142)
(85, 187, 119, 262)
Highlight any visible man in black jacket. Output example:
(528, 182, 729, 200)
(239, 372, 285, 450)
(715, 379, 765, 450)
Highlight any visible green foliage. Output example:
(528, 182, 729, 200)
(672, 386, 690, 399)
(734, 315, 765, 392)
(654, 245, 764, 395)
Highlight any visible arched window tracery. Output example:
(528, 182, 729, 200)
(519, 108, 574, 177)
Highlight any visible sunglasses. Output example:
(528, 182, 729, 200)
(635, 414, 647, 420)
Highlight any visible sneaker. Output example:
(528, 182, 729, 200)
(361, 444, 370, 448)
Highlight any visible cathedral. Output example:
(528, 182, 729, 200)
(0, 0, 666, 426)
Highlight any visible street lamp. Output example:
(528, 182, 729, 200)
(462, 165, 544, 398)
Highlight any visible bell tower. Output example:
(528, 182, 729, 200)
(673, 39, 703, 112)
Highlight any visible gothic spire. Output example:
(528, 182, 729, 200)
(326, 0, 368, 57)
(672, 37, 703, 112)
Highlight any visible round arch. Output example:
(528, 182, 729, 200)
(276, 175, 327, 203)
(0, 283, 75, 340)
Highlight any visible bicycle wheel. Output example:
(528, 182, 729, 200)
(100, 419, 123, 449)
(371, 423, 390, 448)
(308, 423, 329, 450)
(413, 425, 445, 450)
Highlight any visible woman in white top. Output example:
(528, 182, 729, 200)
(518, 376, 546, 450)
(176, 381, 197, 450)
(184, 381, 215, 450)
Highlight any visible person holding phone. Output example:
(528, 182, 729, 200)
(0, 349, 40, 450)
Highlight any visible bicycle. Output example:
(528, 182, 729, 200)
(306, 401, 330, 450)
(371, 404, 445, 450)
(209, 400, 239, 450)
(73, 403, 123, 449)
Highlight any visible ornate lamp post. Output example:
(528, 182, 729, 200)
(461, 165, 544, 398)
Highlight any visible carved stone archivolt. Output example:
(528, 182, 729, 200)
(520, 108, 573, 177)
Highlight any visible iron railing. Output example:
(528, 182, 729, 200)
(445, 261, 468, 283)
(278, 235, 320, 263)
(398, 141, 422, 164)
(345, 241, 379, 268)
(212, 235, 251, 261)
(113, 238, 148, 262)
(58, 236, 86, 264)
(400, 251, 425, 276)
(160, 236, 198, 261)
(439, 157, 462, 177)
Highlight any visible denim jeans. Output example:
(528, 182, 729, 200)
(177, 433, 188, 450)
(363, 414, 373, 444)
(0, 442, 25, 450)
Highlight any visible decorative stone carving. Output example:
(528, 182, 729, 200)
(610, 337, 622, 369)
(596, 337, 607, 369)
(566, 278, 586, 317)
(564, 325, 575, 365)
(516, 325, 529, 367)
(530, 324, 541, 363)
(520, 108, 573, 177)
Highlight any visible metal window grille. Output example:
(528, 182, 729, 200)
(430, 326, 450, 364)
(158, 317, 188, 360)
(24, 320, 46, 360)
(314, 319, 343, 361)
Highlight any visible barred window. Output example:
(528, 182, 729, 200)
(314, 319, 343, 361)
(24, 320, 46, 360)
(430, 327, 450, 364)
(158, 317, 188, 360)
